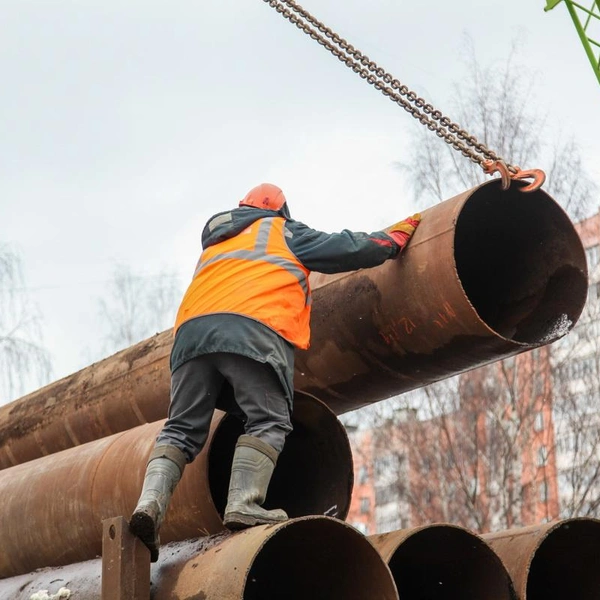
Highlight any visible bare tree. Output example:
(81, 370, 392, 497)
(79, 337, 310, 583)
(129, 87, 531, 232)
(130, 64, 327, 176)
(364, 352, 556, 535)
(0, 244, 51, 403)
(551, 271, 600, 518)
(398, 36, 596, 220)
(347, 38, 598, 534)
(98, 263, 182, 354)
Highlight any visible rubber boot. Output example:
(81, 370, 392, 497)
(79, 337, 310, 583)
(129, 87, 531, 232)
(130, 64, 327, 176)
(129, 444, 187, 562)
(223, 435, 288, 530)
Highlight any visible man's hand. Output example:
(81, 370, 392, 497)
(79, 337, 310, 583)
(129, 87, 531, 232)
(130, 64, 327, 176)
(387, 213, 421, 253)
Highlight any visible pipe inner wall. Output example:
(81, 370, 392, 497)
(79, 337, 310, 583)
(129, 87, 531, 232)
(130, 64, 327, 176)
(0, 393, 351, 578)
(371, 525, 515, 600)
(209, 392, 352, 520)
(454, 182, 587, 343)
(526, 519, 600, 600)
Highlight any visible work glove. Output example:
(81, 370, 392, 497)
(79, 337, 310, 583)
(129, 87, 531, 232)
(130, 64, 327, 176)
(387, 213, 421, 253)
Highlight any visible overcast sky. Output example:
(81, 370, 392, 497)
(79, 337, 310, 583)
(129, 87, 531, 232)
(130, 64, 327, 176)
(1, 0, 599, 402)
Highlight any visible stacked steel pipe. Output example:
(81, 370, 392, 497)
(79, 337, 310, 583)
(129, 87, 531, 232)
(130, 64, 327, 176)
(0, 180, 592, 598)
(483, 518, 600, 600)
(0, 181, 587, 469)
(0, 393, 354, 577)
(370, 524, 517, 600)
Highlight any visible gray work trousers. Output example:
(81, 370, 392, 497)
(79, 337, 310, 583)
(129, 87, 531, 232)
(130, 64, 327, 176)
(156, 352, 293, 462)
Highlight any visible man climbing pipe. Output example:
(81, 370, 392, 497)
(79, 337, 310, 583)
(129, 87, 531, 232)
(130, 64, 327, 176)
(129, 183, 420, 561)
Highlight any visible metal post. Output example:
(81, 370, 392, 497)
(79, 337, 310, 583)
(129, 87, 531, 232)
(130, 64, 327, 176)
(101, 516, 150, 600)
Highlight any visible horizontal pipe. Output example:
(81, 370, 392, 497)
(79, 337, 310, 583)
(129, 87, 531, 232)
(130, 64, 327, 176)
(0, 517, 399, 600)
(301, 180, 587, 412)
(482, 517, 600, 600)
(0, 180, 587, 467)
(370, 524, 516, 600)
(0, 393, 352, 578)
(0, 331, 172, 470)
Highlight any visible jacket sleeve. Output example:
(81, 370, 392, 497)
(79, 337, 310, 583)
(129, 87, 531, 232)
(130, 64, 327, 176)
(284, 220, 401, 274)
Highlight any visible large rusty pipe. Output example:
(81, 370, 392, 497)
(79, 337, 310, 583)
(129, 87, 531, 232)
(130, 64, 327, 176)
(370, 524, 516, 600)
(0, 517, 399, 600)
(482, 518, 600, 600)
(0, 331, 172, 470)
(299, 180, 586, 411)
(0, 180, 587, 467)
(0, 394, 352, 578)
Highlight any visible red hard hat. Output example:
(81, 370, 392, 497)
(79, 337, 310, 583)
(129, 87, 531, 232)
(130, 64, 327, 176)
(239, 183, 290, 218)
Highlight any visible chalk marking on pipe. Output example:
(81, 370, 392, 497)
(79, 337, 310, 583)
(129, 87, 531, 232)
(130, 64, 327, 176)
(29, 588, 71, 600)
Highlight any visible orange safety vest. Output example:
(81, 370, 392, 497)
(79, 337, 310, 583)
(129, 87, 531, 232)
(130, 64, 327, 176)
(174, 216, 312, 349)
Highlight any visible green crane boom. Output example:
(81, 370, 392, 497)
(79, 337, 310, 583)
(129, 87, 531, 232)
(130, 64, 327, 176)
(545, 0, 600, 85)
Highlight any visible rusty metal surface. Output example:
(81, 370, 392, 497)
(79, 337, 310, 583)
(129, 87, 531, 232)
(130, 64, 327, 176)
(0, 180, 587, 466)
(0, 394, 351, 578)
(0, 517, 399, 600)
(0, 331, 172, 470)
(299, 180, 587, 413)
(483, 518, 600, 600)
(101, 516, 150, 600)
(370, 524, 515, 600)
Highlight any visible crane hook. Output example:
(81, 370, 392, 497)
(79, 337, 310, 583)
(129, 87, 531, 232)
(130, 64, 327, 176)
(482, 159, 511, 190)
(509, 167, 547, 193)
(482, 160, 546, 193)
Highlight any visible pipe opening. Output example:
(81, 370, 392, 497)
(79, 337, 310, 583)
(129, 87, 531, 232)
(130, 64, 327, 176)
(245, 518, 398, 600)
(455, 182, 587, 344)
(208, 392, 353, 520)
(527, 519, 600, 600)
(386, 526, 514, 600)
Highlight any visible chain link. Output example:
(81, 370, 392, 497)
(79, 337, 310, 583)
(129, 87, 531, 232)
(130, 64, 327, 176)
(263, 0, 518, 173)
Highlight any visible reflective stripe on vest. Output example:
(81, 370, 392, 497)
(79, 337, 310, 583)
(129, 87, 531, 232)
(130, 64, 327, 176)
(194, 219, 311, 304)
(175, 217, 312, 348)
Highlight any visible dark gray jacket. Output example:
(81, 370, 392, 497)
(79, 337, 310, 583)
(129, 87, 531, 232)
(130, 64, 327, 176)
(170, 206, 400, 406)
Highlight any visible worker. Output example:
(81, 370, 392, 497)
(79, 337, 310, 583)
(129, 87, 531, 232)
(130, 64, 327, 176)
(129, 183, 421, 561)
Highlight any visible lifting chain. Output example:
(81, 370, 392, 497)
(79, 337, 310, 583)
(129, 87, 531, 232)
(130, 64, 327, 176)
(263, 0, 546, 192)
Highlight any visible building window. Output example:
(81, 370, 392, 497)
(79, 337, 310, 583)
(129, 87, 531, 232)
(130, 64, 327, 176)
(561, 356, 596, 382)
(586, 244, 600, 270)
(374, 455, 394, 477)
(360, 497, 370, 514)
(375, 484, 400, 505)
(533, 372, 544, 396)
(588, 281, 600, 304)
(358, 465, 369, 485)
(537, 445, 548, 467)
(534, 411, 544, 432)
(352, 521, 368, 535)
(557, 433, 576, 455)
(539, 481, 549, 503)
(421, 456, 432, 473)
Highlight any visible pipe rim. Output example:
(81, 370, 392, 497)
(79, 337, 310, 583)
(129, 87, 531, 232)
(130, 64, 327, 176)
(373, 524, 515, 600)
(526, 517, 600, 600)
(208, 391, 353, 521)
(454, 180, 587, 346)
(243, 516, 398, 600)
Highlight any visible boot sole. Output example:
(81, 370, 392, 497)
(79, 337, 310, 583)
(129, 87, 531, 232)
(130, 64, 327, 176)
(129, 512, 159, 562)
(223, 512, 288, 530)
